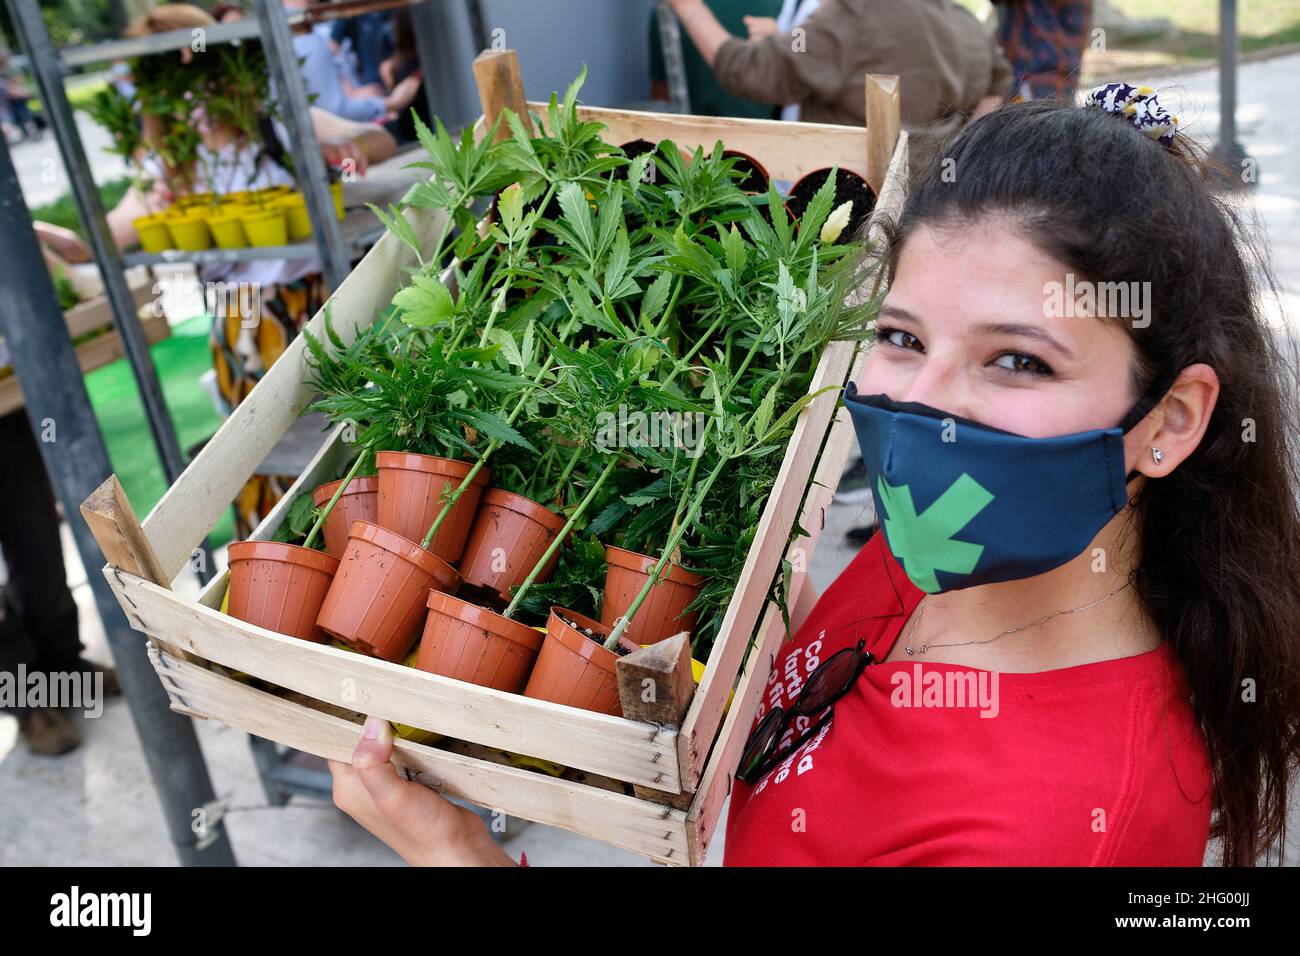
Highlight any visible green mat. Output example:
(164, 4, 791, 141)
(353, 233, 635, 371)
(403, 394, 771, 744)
(85, 313, 236, 549)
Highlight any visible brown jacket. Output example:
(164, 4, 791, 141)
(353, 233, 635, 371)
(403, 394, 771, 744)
(713, 0, 1012, 170)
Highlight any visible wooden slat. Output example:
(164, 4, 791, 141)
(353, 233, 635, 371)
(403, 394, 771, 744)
(62, 280, 156, 340)
(687, 401, 865, 863)
(138, 206, 448, 583)
(148, 645, 691, 864)
(109, 570, 684, 792)
(678, 130, 908, 792)
(473, 49, 532, 140)
(0, 310, 169, 417)
(522, 102, 870, 183)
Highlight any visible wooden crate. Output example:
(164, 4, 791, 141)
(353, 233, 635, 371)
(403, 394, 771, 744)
(83, 53, 908, 865)
(0, 279, 165, 416)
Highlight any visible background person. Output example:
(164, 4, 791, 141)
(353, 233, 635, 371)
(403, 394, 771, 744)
(662, 0, 1013, 171)
(992, 0, 1094, 101)
(649, 0, 783, 119)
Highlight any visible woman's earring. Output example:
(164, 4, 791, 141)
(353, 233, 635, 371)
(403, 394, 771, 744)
(1151, 447, 1165, 465)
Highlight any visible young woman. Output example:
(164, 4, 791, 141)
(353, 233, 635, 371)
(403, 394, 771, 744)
(329, 86, 1300, 866)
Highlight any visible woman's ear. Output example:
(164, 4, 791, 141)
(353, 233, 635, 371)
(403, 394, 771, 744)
(1128, 363, 1220, 477)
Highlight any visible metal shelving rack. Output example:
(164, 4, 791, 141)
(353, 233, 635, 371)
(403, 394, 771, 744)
(3, 0, 446, 822)
(6, 0, 445, 480)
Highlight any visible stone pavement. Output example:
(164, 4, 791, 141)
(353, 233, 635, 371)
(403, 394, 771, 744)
(2, 52, 1296, 866)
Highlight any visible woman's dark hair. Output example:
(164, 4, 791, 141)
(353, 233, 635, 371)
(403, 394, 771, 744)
(882, 100, 1300, 865)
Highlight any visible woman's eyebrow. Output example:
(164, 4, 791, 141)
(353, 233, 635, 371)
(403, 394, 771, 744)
(879, 305, 919, 322)
(972, 322, 1077, 361)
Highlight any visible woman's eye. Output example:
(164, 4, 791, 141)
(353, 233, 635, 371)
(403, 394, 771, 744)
(874, 326, 923, 352)
(992, 352, 1053, 376)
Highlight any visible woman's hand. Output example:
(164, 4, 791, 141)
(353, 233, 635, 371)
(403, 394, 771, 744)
(743, 15, 780, 40)
(320, 137, 369, 176)
(329, 716, 519, 866)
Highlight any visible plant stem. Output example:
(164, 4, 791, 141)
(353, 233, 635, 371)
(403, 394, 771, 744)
(552, 443, 585, 491)
(503, 455, 619, 620)
(475, 273, 513, 350)
(662, 312, 723, 389)
(607, 319, 770, 643)
(606, 454, 728, 648)
(302, 448, 369, 551)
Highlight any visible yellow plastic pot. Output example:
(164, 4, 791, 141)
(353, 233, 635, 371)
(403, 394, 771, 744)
(178, 191, 215, 209)
(331, 180, 345, 220)
(165, 211, 212, 251)
(207, 208, 248, 249)
(277, 192, 313, 241)
(133, 214, 172, 253)
(240, 206, 288, 247)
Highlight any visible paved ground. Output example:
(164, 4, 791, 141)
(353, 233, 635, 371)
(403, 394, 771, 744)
(1, 53, 1297, 866)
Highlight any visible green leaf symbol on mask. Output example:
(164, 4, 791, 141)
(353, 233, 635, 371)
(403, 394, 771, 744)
(876, 474, 995, 593)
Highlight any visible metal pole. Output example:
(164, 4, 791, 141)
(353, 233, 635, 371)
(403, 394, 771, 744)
(1211, 0, 1251, 184)
(655, 0, 692, 114)
(0, 135, 236, 867)
(254, 0, 351, 290)
(7, 0, 188, 484)
(411, 0, 446, 126)
(465, 0, 491, 54)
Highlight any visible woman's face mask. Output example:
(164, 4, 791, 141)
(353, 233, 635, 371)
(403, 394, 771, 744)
(842, 382, 1165, 593)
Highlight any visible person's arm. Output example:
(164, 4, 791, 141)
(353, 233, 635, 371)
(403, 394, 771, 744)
(309, 107, 398, 174)
(329, 717, 521, 866)
(298, 34, 388, 123)
(670, 0, 851, 108)
(664, 0, 732, 66)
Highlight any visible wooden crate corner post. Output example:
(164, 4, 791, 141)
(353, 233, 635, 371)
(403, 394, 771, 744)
(80, 474, 208, 681)
(472, 48, 533, 140)
(617, 633, 695, 811)
(865, 74, 901, 199)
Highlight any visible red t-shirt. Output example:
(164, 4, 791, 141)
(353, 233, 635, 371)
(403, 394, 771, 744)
(723, 533, 1214, 866)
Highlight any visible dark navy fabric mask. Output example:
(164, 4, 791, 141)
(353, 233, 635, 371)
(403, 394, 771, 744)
(842, 381, 1165, 593)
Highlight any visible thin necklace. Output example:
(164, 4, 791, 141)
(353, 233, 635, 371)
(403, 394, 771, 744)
(903, 582, 1131, 656)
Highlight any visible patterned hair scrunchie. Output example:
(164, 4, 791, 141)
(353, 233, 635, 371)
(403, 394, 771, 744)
(1083, 83, 1180, 147)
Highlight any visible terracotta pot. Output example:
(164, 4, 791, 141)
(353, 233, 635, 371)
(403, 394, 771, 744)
(375, 452, 489, 564)
(310, 475, 379, 559)
(722, 149, 770, 193)
(600, 545, 704, 645)
(316, 520, 462, 662)
(416, 591, 544, 692)
(458, 489, 566, 603)
(523, 607, 640, 715)
(785, 166, 877, 243)
(226, 540, 339, 643)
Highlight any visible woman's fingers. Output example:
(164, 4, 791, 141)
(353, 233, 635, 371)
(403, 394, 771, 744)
(330, 716, 518, 865)
(349, 716, 416, 817)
